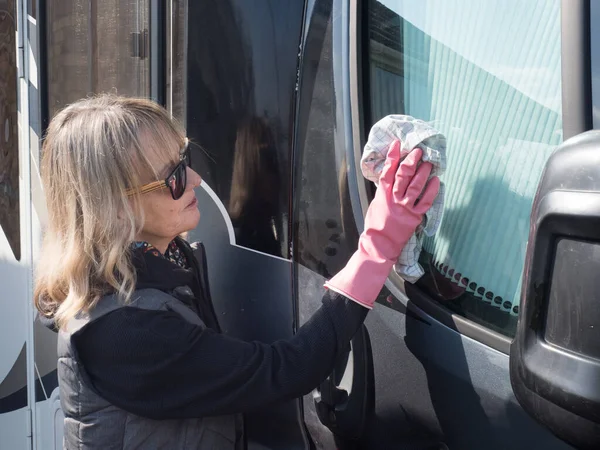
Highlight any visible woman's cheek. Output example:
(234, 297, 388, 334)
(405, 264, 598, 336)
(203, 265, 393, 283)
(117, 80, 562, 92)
(167, 206, 184, 233)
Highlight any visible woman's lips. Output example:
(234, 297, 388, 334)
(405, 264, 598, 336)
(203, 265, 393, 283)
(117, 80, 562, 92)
(186, 197, 198, 209)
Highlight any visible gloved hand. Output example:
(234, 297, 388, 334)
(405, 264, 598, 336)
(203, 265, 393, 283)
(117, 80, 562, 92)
(325, 140, 440, 309)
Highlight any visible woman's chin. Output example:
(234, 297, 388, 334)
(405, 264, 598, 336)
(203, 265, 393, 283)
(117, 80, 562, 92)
(184, 208, 201, 231)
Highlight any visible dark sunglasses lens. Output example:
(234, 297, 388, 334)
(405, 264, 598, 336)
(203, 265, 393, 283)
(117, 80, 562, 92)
(168, 162, 187, 200)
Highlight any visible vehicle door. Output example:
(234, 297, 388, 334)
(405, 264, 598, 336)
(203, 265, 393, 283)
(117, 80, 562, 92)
(183, 1, 312, 448)
(31, 1, 315, 448)
(295, 0, 599, 449)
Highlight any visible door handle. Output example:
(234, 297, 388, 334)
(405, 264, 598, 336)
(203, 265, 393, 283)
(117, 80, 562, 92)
(314, 324, 374, 440)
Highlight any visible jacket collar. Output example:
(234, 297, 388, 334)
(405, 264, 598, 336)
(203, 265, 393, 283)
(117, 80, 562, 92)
(131, 237, 196, 294)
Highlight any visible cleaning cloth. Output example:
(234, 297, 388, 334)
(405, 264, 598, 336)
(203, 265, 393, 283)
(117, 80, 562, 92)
(361, 114, 446, 283)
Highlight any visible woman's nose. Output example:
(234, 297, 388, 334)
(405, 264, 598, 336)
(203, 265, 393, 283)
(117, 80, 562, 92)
(187, 166, 202, 189)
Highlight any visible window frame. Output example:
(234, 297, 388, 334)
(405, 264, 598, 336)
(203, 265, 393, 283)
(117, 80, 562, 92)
(349, 0, 593, 354)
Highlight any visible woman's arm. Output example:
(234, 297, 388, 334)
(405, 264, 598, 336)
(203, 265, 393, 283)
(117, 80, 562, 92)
(75, 140, 439, 420)
(74, 290, 367, 419)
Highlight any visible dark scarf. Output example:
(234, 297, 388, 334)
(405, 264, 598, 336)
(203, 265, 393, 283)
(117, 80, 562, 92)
(131, 237, 220, 331)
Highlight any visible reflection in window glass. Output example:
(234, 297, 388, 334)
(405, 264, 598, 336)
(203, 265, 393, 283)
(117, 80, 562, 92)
(185, 1, 304, 258)
(367, 0, 562, 336)
(0, 0, 21, 260)
(591, 1, 600, 129)
(46, 0, 150, 118)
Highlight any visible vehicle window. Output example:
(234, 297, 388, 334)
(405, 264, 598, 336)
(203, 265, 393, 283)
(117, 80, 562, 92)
(365, 0, 563, 337)
(45, 0, 150, 118)
(592, 0, 600, 129)
(0, 0, 21, 260)
(184, 1, 303, 259)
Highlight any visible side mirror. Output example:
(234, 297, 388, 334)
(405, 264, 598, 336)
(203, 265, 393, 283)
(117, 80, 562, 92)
(510, 131, 600, 449)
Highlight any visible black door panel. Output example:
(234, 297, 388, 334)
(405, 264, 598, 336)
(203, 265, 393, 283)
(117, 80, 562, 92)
(188, 189, 305, 449)
(362, 285, 573, 450)
(185, 1, 307, 448)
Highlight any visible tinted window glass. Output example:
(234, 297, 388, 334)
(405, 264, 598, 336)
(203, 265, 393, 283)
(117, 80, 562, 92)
(365, 0, 563, 336)
(0, 0, 21, 260)
(185, 1, 303, 259)
(45, 0, 150, 118)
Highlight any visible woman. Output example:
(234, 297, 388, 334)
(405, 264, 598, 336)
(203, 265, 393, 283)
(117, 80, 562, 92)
(35, 95, 439, 449)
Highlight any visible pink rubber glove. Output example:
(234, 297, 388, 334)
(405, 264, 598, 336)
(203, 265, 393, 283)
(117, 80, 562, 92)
(325, 141, 440, 309)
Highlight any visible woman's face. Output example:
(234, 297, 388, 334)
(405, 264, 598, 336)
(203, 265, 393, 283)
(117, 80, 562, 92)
(135, 137, 202, 252)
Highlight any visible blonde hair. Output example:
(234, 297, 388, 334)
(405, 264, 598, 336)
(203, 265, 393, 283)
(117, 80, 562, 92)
(34, 95, 186, 329)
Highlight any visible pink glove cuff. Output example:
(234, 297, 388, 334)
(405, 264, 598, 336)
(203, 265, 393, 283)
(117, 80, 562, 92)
(324, 283, 374, 310)
(324, 249, 395, 309)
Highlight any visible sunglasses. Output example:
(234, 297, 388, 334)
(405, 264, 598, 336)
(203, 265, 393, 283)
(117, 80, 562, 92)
(126, 138, 191, 200)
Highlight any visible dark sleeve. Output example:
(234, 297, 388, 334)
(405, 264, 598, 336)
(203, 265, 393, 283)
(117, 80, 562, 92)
(73, 291, 368, 420)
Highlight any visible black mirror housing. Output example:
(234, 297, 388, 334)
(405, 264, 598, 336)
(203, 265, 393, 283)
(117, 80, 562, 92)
(510, 130, 600, 449)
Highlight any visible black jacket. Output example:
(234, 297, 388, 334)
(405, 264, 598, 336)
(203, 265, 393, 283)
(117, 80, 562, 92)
(45, 238, 368, 419)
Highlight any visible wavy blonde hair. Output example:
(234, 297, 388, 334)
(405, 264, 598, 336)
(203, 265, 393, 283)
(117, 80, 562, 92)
(34, 95, 186, 330)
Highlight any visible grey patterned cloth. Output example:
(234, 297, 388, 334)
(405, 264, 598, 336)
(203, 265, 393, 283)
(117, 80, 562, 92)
(361, 114, 446, 283)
